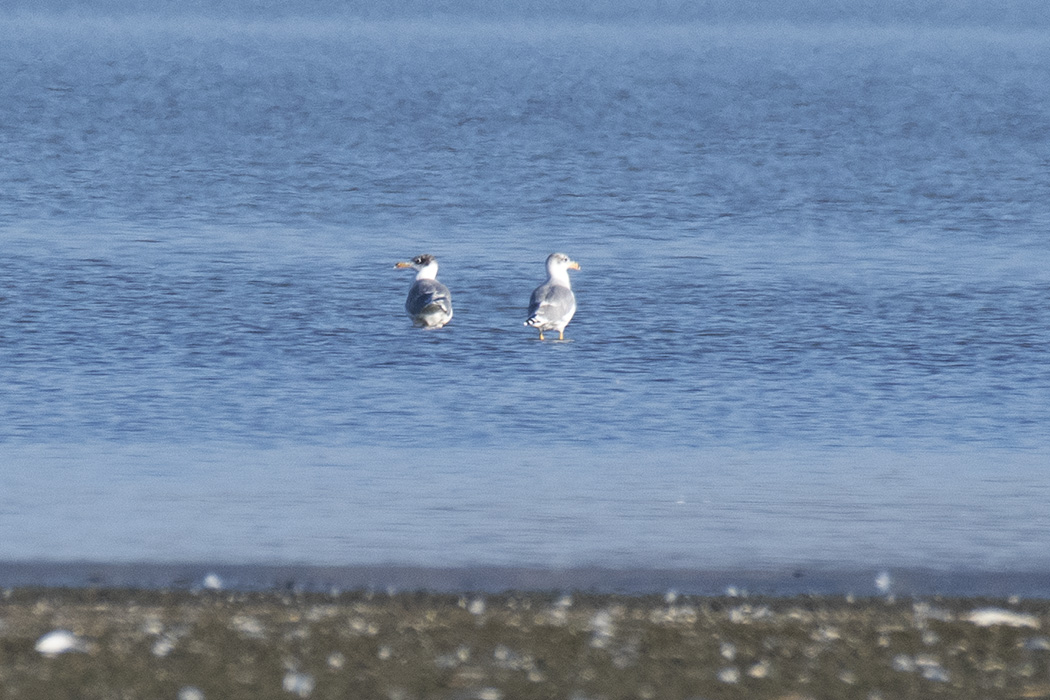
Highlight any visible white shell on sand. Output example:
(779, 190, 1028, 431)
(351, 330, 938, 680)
(35, 630, 84, 656)
(964, 608, 1040, 628)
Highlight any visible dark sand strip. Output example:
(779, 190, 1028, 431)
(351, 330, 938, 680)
(4, 586, 1050, 699)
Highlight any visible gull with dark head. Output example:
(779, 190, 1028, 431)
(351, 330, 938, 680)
(395, 254, 453, 328)
(524, 252, 580, 340)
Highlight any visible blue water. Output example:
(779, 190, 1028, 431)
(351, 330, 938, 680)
(3, 3, 1050, 582)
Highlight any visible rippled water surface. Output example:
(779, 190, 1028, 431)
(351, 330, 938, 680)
(2, 6, 1049, 577)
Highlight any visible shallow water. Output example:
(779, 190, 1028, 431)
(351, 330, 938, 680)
(5, 445, 1050, 575)
(2, 5, 1049, 578)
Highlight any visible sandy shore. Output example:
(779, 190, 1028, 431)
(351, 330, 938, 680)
(3, 587, 1050, 699)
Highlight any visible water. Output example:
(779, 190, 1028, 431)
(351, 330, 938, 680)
(3, 3, 1050, 586)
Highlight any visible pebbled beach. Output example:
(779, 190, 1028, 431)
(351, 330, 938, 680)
(4, 586, 1050, 700)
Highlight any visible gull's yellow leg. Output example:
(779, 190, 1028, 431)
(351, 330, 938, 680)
(538, 330, 545, 340)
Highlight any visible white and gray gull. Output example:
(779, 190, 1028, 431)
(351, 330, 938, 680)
(395, 254, 453, 328)
(524, 252, 580, 340)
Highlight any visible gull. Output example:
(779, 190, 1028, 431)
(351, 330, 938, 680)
(395, 254, 453, 328)
(524, 253, 579, 340)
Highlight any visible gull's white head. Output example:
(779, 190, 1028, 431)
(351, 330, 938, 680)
(545, 252, 580, 282)
(395, 253, 439, 280)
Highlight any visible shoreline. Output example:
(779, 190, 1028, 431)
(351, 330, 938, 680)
(3, 586, 1050, 699)
(4, 560, 1050, 598)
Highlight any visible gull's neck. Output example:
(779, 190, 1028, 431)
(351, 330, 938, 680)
(547, 265, 572, 288)
(416, 262, 439, 281)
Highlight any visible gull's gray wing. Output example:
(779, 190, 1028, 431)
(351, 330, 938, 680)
(407, 279, 453, 321)
(527, 283, 575, 328)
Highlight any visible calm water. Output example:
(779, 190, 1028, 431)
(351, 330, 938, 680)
(2, 4, 1050, 583)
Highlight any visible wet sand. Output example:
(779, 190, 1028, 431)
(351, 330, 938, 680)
(4, 586, 1050, 700)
